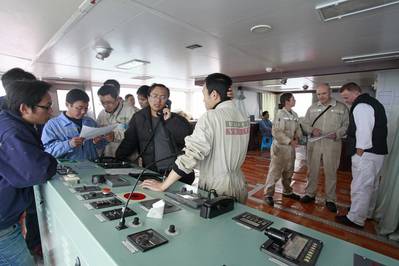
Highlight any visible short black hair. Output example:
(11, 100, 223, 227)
(204, 73, 232, 101)
(1, 68, 36, 93)
(103, 79, 120, 95)
(339, 82, 362, 93)
(262, 111, 269, 116)
(66, 89, 90, 104)
(97, 84, 118, 99)
(137, 85, 149, 97)
(148, 83, 170, 97)
(6, 80, 50, 114)
(125, 94, 133, 100)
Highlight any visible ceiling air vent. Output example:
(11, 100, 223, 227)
(186, 44, 202, 50)
(316, 0, 399, 22)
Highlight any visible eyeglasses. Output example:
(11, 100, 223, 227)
(149, 94, 168, 101)
(101, 100, 118, 107)
(35, 103, 53, 111)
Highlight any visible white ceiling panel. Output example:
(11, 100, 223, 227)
(0, 0, 82, 62)
(0, 0, 398, 89)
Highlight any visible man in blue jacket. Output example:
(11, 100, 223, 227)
(1, 68, 44, 257)
(42, 89, 105, 160)
(0, 80, 57, 265)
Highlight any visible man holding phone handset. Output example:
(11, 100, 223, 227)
(116, 83, 195, 184)
(141, 73, 250, 203)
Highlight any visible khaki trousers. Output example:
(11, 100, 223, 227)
(264, 143, 295, 197)
(305, 139, 341, 202)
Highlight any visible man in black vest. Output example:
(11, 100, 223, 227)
(336, 82, 388, 229)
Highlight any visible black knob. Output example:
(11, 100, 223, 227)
(181, 187, 187, 193)
(168, 224, 176, 233)
(132, 217, 140, 225)
(75, 256, 81, 266)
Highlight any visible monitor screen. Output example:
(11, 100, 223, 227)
(282, 235, 309, 260)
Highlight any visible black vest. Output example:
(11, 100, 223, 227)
(346, 93, 388, 156)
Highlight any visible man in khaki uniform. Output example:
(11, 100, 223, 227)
(264, 93, 302, 207)
(301, 83, 349, 212)
(141, 73, 250, 203)
(96, 84, 136, 157)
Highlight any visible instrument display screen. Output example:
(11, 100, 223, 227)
(282, 235, 309, 260)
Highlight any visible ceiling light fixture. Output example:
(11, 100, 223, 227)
(263, 84, 283, 88)
(250, 24, 272, 33)
(342, 50, 399, 63)
(116, 59, 150, 69)
(131, 75, 153, 80)
(316, 0, 399, 22)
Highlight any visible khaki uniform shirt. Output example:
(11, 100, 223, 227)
(302, 98, 349, 140)
(272, 108, 301, 145)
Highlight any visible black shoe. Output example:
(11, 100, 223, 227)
(335, 215, 364, 229)
(325, 201, 337, 212)
(283, 193, 301, 200)
(300, 195, 316, 203)
(264, 196, 274, 207)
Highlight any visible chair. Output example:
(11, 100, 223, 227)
(260, 136, 273, 150)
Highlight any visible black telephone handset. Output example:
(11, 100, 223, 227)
(156, 100, 171, 117)
(200, 195, 235, 219)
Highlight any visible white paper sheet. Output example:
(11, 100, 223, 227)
(307, 131, 336, 143)
(79, 124, 117, 139)
(147, 200, 165, 219)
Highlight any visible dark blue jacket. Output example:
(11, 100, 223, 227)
(0, 110, 57, 230)
(0, 96, 6, 110)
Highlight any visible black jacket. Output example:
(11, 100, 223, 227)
(347, 93, 388, 156)
(116, 107, 194, 183)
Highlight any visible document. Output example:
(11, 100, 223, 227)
(308, 131, 335, 143)
(79, 124, 117, 139)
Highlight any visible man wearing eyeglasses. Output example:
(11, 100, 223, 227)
(1, 68, 49, 260)
(116, 83, 195, 184)
(141, 73, 250, 203)
(42, 89, 105, 160)
(96, 84, 136, 157)
(0, 80, 57, 266)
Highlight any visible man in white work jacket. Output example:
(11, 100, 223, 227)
(141, 73, 250, 203)
(97, 84, 136, 157)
